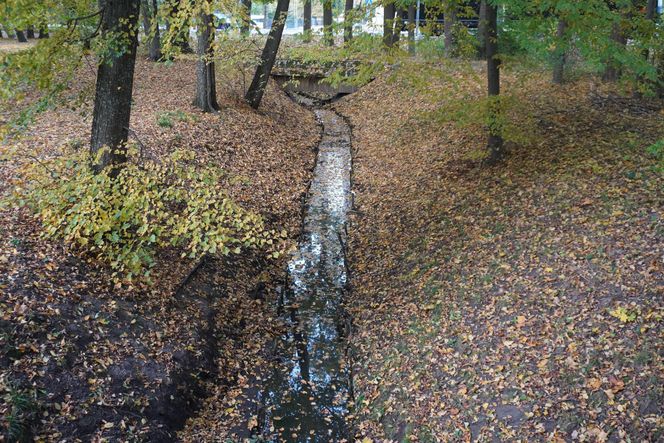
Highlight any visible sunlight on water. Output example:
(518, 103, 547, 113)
(260, 109, 353, 441)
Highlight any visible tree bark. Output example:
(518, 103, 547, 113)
(193, 7, 219, 112)
(323, 0, 334, 46)
(241, 0, 252, 35)
(477, 0, 487, 59)
(303, 0, 312, 40)
(90, 0, 141, 173)
(603, 21, 626, 82)
(636, 0, 658, 97)
(168, 0, 193, 53)
(245, 0, 290, 109)
(1, 27, 15, 39)
(485, 0, 503, 163)
(26, 26, 35, 39)
(38, 23, 49, 38)
(552, 19, 567, 84)
(407, 4, 416, 54)
(383, 1, 395, 48)
(344, 0, 354, 42)
(141, 0, 162, 61)
(444, 1, 457, 56)
(15, 29, 28, 42)
(392, 8, 403, 45)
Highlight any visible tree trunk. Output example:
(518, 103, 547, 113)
(392, 8, 403, 46)
(264, 2, 270, 28)
(323, 0, 333, 46)
(168, 0, 193, 53)
(1, 27, 15, 39)
(383, 1, 395, 48)
(241, 0, 252, 35)
(552, 19, 567, 84)
(245, 0, 290, 109)
(344, 0, 354, 42)
(477, 0, 487, 59)
(485, 0, 503, 163)
(193, 8, 219, 112)
(26, 26, 35, 39)
(38, 23, 49, 38)
(303, 0, 311, 40)
(15, 29, 28, 42)
(444, 1, 457, 56)
(141, 0, 162, 61)
(407, 4, 416, 54)
(636, 0, 658, 97)
(90, 0, 141, 173)
(603, 22, 626, 82)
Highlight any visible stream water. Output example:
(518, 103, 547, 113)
(258, 108, 353, 441)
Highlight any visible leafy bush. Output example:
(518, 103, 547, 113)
(157, 113, 173, 128)
(9, 147, 282, 282)
(647, 139, 664, 173)
(157, 110, 199, 128)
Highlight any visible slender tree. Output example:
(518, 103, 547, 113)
(392, 8, 403, 45)
(485, 0, 503, 163)
(90, 0, 141, 173)
(240, 0, 252, 35)
(383, 0, 396, 47)
(444, 0, 457, 56)
(263, 2, 270, 27)
(193, 1, 219, 112)
(477, 0, 487, 59)
(635, 0, 658, 96)
(141, 0, 162, 61)
(15, 29, 28, 42)
(344, 0, 354, 42)
(245, 0, 290, 108)
(26, 25, 35, 39)
(407, 3, 416, 54)
(38, 23, 49, 38)
(323, 0, 334, 46)
(167, 0, 194, 53)
(552, 19, 567, 84)
(602, 3, 628, 83)
(303, 0, 312, 40)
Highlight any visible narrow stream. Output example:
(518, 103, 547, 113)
(259, 108, 353, 441)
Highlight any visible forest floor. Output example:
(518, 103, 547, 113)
(1, 39, 663, 443)
(0, 39, 36, 53)
(0, 57, 318, 441)
(334, 64, 663, 441)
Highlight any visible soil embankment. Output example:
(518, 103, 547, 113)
(0, 58, 318, 441)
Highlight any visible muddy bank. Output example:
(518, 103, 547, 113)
(181, 107, 355, 442)
(0, 59, 318, 441)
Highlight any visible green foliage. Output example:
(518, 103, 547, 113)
(647, 139, 664, 173)
(8, 147, 283, 282)
(1, 384, 38, 443)
(283, 33, 387, 88)
(157, 113, 174, 128)
(156, 110, 198, 128)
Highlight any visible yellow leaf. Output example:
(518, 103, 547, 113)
(587, 378, 601, 390)
(609, 306, 637, 323)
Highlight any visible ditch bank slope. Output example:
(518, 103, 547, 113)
(334, 68, 664, 441)
(0, 59, 318, 441)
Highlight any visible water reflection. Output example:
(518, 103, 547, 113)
(260, 110, 352, 441)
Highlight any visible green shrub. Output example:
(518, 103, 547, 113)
(9, 147, 282, 282)
(157, 113, 173, 128)
(157, 110, 199, 128)
(647, 139, 664, 174)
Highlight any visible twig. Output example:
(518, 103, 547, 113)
(124, 127, 147, 161)
(23, 153, 57, 178)
(173, 255, 208, 297)
(64, 8, 105, 44)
